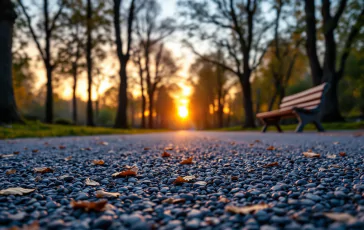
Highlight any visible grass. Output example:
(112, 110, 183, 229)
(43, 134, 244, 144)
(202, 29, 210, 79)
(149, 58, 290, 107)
(0, 121, 165, 139)
(218, 121, 364, 132)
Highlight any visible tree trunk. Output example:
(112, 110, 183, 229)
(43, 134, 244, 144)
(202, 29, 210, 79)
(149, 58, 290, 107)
(304, 0, 323, 86)
(0, 1, 23, 124)
(115, 62, 128, 128)
(240, 72, 255, 128)
(45, 64, 53, 123)
(86, 0, 94, 126)
(148, 91, 154, 129)
(321, 74, 344, 122)
(72, 63, 77, 124)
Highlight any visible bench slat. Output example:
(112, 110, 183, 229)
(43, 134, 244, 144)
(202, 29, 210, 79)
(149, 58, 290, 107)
(280, 99, 321, 110)
(280, 93, 322, 109)
(281, 83, 327, 103)
(256, 105, 318, 119)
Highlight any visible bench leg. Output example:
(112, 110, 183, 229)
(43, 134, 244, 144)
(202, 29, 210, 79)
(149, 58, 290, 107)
(275, 124, 283, 133)
(313, 120, 325, 132)
(262, 124, 268, 133)
(295, 121, 306, 133)
(261, 119, 282, 133)
(295, 111, 324, 133)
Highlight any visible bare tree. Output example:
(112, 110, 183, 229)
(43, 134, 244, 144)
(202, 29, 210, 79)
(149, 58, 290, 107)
(17, 0, 65, 123)
(179, 0, 271, 128)
(304, 0, 364, 121)
(0, 0, 23, 124)
(133, 47, 147, 128)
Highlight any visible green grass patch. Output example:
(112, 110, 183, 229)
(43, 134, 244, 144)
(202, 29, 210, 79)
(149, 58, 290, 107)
(218, 121, 364, 132)
(0, 121, 165, 139)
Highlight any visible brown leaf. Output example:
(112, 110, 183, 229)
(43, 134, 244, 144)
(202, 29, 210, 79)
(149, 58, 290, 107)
(249, 143, 254, 147)
(83, 147, 92, 151)
(1, 154, 15, 158)
(255, 140, 261, 143)
(32, 149, 39, 153)
(144, 147, 151, 150)
(303, 152, 321, 158)
(9, 220, 39, 230)
(180, 157, 193, 164)
(173, 176, 188, 185)
(0, 187, 35, 195)
(339, 152, 346, 157)
(64, 156, 73, 161)
(230, 142, 236, 145)
(162, 198, 186, 204)
(13, 151, 20, 155)
(34, 176, 42, 182)
(231, 176, 239, 181)
(112, 166, 138, 177)
(323, 213, 356, 223)
(225, 203, 269, 215)
(85, 178, 100, 186)
(6, 169, 16, 175)
(263, 162, 279, 168)
(34, 167, 54, 173)
(70, 199, 108, 212)
(165, 147, 173, 151)
(161, 151, 171, 157)
(266, 146, 275, 151)
(59, 145, 66, 150)
(93, 160, 105, 165)
(218, 196, 230, 203)
(99, 141, 109, 146)
(95, 190, 121, 198)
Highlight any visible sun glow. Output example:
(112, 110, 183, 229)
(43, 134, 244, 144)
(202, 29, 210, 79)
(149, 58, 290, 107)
(178, 106, 189, 119)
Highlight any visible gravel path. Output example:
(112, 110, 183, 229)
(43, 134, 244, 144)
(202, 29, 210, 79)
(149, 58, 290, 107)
(0, 131, 364, 230)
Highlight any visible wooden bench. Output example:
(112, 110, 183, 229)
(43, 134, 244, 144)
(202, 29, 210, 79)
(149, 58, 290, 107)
(256, 83, 329, 133)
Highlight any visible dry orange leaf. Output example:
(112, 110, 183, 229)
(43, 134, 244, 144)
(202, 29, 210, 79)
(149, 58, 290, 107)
(162, 198, 186, 204)
(173, 176, 189, 184)
(64, 156, 72, 161)
(162, 151, 171, 157)
(225, 203, 269, 215)
(13, 151, 20, 155)
(266, 146, 275, 150)
(112, 166, 138, 177)
(6, 169, 16, 175)
(59, 145, 66, 149)
(165, 147, 173, 150)
(144, 147, 151, 150)
(9, 220, 39, 230)
(339, 152, 346, 157)
(303, 152, 321, 158)
(93, 160, 105, 165)
(323, 212, 356, 223)
(70, 199, 108, 212)
(34, 167, 54, 173)
(249, 143, 254, 147)
(32, 149, 39, 153)
(231, 176, 239, 181)
(255, 140, 261, 143)
(263, 162, 279, 168)
(95, 190, 121, 198)
(219, 196, 230, 203)
(180, 157, 193, 164)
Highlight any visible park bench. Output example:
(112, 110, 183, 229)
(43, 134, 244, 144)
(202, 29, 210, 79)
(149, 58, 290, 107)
(256, 82, 329, 133)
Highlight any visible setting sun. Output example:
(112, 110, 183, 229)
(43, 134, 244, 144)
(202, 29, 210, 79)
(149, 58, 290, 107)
(178, 106, 189, 119)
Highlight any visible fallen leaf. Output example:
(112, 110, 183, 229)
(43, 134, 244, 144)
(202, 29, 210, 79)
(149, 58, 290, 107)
(0, 187, 35, 195)
(339, 152, 346, 157)
(303, 152, 321, 158)
(59, 175, 70, 180)
(323, 212, 356, 223)
(353, 133, 363, 137)
(180, 157, 193, 164)
(6, 169, 16, 175)
(144, 147, 151, 150)
(183, 175, 196, 181)
(64, 156, 73, 161)
(333, 142, 339, 145)
(194, 181, 207, 186)
(108, 150, 116, 154)
(230, 142, 236, 145)
(231, 176, 239, 181)
(70, 199, 108, 212)
(34, 167, 54, 173)
(255, 140, 261, 143)
(225, 203, 269, 215)
(330, 164, 341, 168)
(34, 176, 42, 182)
(162, 198, 186, 204)
(249, 144, 254, 147)
(84, 147, 92, 151)
(1, 154, 15, 158)
(99, 141, 109, 146)
(32, 149, 39, 153)
(8, 221, 39, 230)
(326, 154, 337, 159)
(219, 196, 230, 203)
(263, 162, 279, 168)
(173, 176, 188, 184)
(266, 146, 275, 150)
(13, 151, 20, 155)
(59, 145, 66, 149)
(93, 160, 105, 165)
(112, 166, 138, 177)
(95, 190, 120, 198)
(165, 147, 173, 150)
(85, 178, 100, 186)
(161, 151, 171, 157)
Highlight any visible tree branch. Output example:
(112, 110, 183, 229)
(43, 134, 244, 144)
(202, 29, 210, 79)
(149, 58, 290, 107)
(49, 0, 65, 32)
(332, 0, 347, 28)
(17, 0, 46, 62)
(126, 0, 136, 57)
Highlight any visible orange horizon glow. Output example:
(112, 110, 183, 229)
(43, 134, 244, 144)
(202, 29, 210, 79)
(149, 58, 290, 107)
(178, 105, 189, 119)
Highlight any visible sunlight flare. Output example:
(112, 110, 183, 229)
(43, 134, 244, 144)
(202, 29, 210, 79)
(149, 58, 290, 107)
(178, 106, 189, 119)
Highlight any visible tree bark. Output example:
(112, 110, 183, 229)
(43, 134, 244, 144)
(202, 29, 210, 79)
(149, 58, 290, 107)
(0, 0, 23, 124)
(72, 64, 77, 124)
(148, 91, 154, 129)
(115, 61, 128, 128)
(241, 72, 255, 128)
(44, 0, 53, 123)
(86, 0, 94, 126)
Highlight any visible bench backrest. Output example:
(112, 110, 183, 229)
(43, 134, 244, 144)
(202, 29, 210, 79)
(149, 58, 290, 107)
(280, 83, 329, 111)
